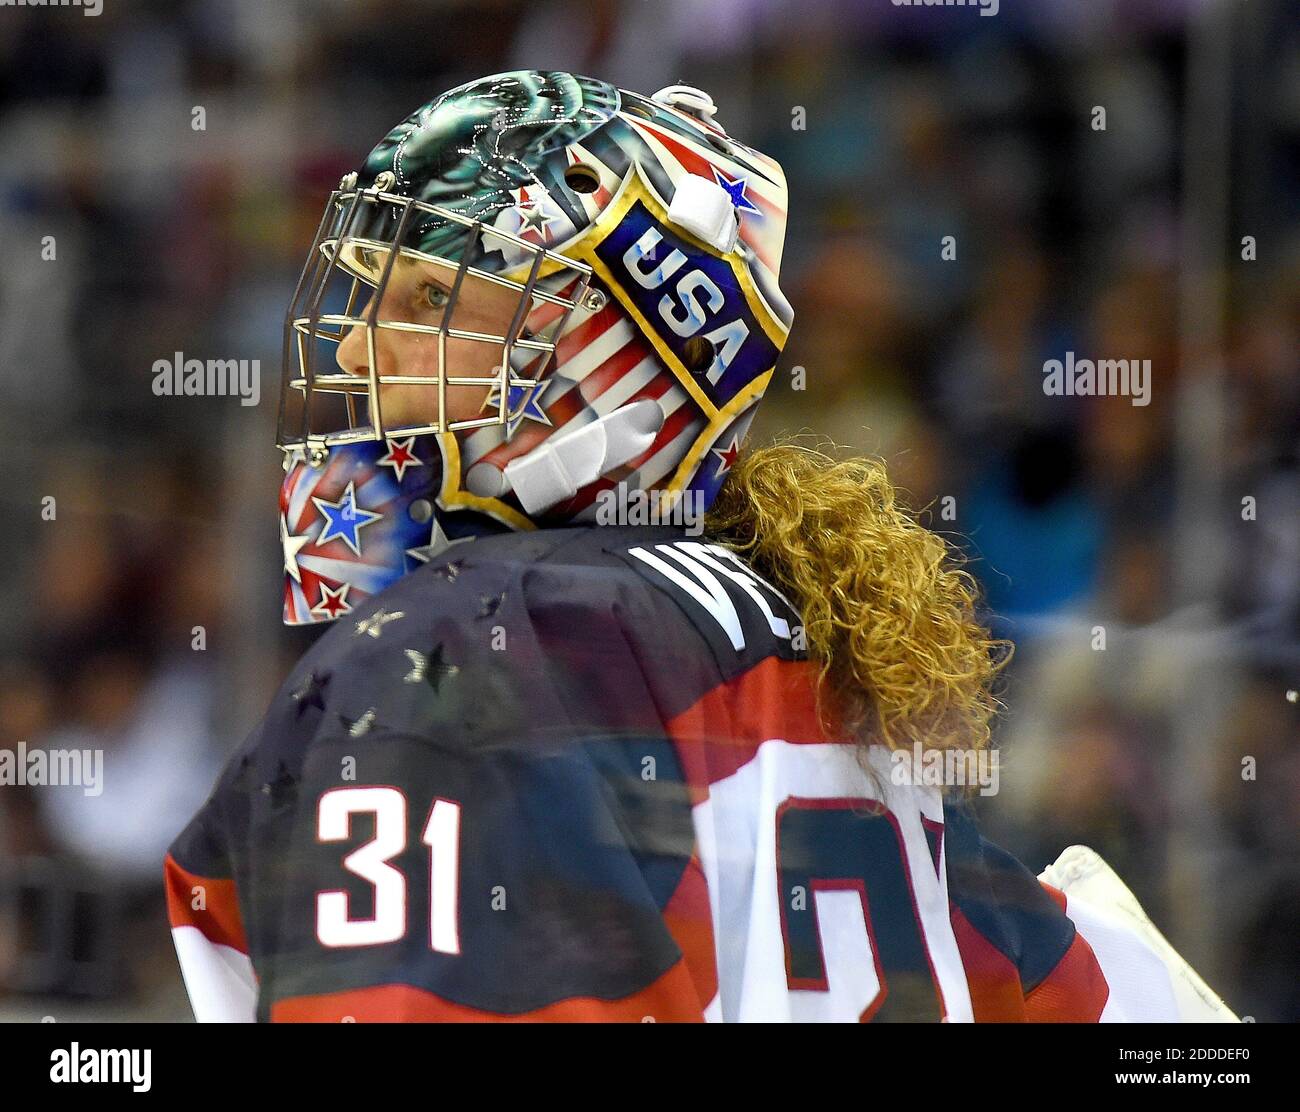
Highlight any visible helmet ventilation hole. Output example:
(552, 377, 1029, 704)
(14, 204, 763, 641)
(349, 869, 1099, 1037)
(681, 336, 716, 375)
(564, 164, 601, 194)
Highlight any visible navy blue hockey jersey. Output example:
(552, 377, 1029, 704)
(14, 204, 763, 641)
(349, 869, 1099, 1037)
(166, 524, 1206, 1021)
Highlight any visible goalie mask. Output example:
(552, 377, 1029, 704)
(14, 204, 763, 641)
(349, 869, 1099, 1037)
(279, 69, 792, 624)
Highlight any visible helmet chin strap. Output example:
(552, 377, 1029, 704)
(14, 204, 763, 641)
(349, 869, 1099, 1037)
(499, 399, 665, 516)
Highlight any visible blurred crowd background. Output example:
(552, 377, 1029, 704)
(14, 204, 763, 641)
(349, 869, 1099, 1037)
(0, 0, 1295, 1021)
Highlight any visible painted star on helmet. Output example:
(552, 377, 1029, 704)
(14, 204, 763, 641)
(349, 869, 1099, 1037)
(483, 378, 553, 439)
(312, 480, 383, 556)
(406, 517, 475, 568)
(377, 436, 422, 482)
(711, 167, 762, 216)
(311, 582, 353, 620)
(710, 434, 742, 478)
(281, 514, 311, 583)
(512, 186, 559, 242)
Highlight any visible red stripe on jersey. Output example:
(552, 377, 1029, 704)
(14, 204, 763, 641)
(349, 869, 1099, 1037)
(949, 906, 1027, 1022)
(1020, 882, 1109, 1021)
(164, 852, 248, 954)
(269, 960, 706, 1022)
(1023, 930, 1110, 1022)
(661, 852, 718, 1009)
(921, 815, 945, 878)
(665, 656, 839, 798)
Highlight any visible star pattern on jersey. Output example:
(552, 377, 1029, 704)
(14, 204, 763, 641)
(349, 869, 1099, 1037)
(339, 707, 376, 738)
(712, 167, 762, 215)
(261, 760, 297, 812)
(291, 669, 330, 716)
(403, 642, 460, 694)
(710, 433, 742, 478)
(477, 590, 507, 619)
(354, 607, 405, 639)
(402, 648, 429, 684)
(377, 436, 422, 482)
(482, 377, 553, 440)
(281, 514, 312, 583)
(430, 558, 465, 583)
(312, 480, 383, 556)
(311, 582, 353, 621)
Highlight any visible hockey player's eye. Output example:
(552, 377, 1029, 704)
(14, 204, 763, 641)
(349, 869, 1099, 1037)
(420, 282, 451, 311)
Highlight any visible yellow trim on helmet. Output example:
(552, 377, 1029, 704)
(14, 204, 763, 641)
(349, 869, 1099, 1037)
(665, 367, 772, 495)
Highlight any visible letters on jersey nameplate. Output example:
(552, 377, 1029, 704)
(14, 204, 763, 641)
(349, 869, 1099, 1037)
(619, 540, 802, 657)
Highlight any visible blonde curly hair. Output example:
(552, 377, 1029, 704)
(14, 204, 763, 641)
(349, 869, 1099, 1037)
(704, 438, 1010, 759)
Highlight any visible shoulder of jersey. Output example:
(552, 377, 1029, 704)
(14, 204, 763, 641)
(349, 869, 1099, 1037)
(316, 522, 807, 676)
(412, 522, 809, 677)
(236, 524, 805, 775)
(333, 522, 711, 647)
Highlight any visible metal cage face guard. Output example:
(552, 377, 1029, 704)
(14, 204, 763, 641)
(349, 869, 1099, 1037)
(278, 181, 596, 455)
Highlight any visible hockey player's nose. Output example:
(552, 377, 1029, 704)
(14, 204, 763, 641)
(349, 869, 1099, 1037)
(336, 326, 365, 377)
(336, 308, 377, 379)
